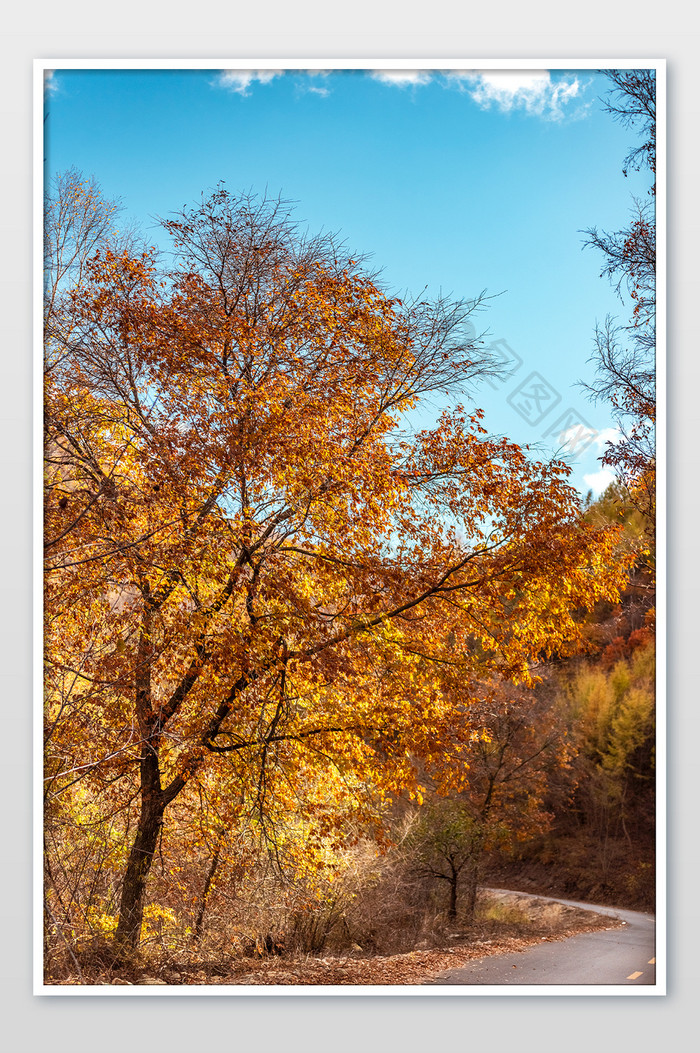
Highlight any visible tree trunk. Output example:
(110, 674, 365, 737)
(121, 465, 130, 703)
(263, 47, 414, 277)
(195, 833, 224, 939)
(448, 866, 458, 920)
(113, 748, 164, 953)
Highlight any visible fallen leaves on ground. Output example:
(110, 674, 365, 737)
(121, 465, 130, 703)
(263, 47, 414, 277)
(204, 922, 620, 986)
(47, 894, 624, 987)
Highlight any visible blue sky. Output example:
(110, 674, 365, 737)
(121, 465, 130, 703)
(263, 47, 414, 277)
(43, 65, 655, 497)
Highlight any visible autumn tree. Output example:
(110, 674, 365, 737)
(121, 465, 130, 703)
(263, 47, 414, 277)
(44, 184, 630, 956)
(582, 70, 657, 537)
(578, 72, 657, 895)
(409, 683, 573, 922)
(44, 168, 142, 367)
(563, 641, 655, 889)
(43, 170, 148, 963)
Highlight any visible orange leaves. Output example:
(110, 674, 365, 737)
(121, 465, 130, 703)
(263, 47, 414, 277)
(44, 185, 637, 948)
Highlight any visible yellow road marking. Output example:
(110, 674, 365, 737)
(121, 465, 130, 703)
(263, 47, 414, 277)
(627, 971, 643, 980)
(648, 958, 655, 965)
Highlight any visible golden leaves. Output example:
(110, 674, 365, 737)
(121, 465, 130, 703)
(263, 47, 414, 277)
(44, 187, 634, 937)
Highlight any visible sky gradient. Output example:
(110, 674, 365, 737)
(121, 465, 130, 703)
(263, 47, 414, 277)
(43, 65, 655, 497)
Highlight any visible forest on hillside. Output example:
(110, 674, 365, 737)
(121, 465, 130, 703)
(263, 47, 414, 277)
(42, 70, 657, 985)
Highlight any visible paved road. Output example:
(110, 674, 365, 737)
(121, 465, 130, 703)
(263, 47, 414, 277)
(424, 890, 656, 988)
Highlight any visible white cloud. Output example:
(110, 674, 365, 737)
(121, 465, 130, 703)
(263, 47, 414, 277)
(452, 70, 585, 121)
(583, 468, 616, 495)
(215, 69, 333, 97)
(302, 70, 331, 96)
(368, 68, 589, 120)
(370, 70, 433, 87)
(552, 423, 622, 464)
(558, 422, 597, 451)
(44, 70, 58, 94)
(216, 70, 281, 95)
(593, 427, 623, 452)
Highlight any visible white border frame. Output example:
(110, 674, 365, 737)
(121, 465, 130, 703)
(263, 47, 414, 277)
(33, 57, 667, 997)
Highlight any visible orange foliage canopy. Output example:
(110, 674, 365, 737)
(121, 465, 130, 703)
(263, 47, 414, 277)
(44, 188, 631, 948)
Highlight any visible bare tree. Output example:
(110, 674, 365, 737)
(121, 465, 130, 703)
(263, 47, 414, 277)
(581, 70, 657, 534)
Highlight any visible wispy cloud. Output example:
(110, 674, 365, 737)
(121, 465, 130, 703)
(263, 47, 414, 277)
(370, 70, 433, 88)
(593, 426, 623, 452)
(216, 70, 282, 96)
(214, 69, 333, 97)
(583, 467, 616, 495)
(452, 70, 587, 121)
(213, 68, 588, 117)
(370, 68, 589, 121)
(44, 70, 59, 95)
(301, 70, 331, 96)
(557, 422, 597, 451)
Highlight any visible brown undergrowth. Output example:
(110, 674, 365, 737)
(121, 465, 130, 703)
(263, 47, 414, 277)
(47, 890, 623, 987)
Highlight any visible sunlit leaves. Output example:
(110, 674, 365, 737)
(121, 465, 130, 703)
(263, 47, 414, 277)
(44, 184, 632, 948)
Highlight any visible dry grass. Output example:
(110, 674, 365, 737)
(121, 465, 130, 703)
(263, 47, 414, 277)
(46, 889, 622, 987)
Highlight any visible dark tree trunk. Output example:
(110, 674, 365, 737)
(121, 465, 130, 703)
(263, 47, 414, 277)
(114, 747, 164, 953)
(448, 865, 458, 920)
